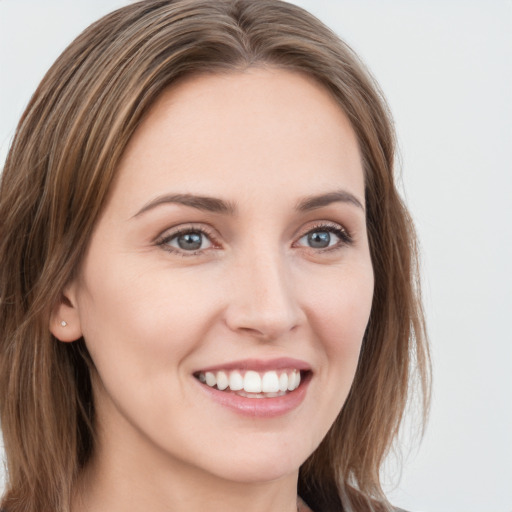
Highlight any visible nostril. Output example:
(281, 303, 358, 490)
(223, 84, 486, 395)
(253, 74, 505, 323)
(225, 311, 301, 341)
(223, 269, 302, 339)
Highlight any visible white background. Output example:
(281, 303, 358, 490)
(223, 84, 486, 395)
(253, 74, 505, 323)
(1, 1, 511, 511)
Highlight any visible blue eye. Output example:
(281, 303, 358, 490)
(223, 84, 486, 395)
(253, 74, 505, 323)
(297, 225, 350, 250)
(306, 231, 332, 248)
(162, 230, 212, 252)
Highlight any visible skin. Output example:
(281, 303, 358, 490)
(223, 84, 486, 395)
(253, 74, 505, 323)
(51, 68, 374, 512)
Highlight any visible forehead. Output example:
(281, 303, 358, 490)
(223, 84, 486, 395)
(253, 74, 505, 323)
(112, 68, 364, 213)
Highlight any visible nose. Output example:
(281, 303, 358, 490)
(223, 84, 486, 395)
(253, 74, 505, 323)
(224, 249, 303, 341)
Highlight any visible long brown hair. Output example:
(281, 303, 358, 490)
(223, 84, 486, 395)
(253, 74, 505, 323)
(0, 1, 430, 511)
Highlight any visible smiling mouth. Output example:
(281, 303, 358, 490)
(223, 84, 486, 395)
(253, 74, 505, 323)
(194, 369, 305, 398)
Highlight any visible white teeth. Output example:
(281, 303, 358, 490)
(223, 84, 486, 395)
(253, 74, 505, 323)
(198, 369, 303, 395)
(261, 371, 280, 393)
(287, 372, 294, 391)
(229, 371, 243, 391)
(287, 370, 301, 391)
(216, 371, 229, 390)
(205, 372, 216, 387)
(279, 372, 289, 392)
(244, 371, 262, 393)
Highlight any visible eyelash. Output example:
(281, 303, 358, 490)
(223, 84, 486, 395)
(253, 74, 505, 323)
(156, 224, 218, 256)
(295, 222, 353, 252)
(155, 222, 353, 256)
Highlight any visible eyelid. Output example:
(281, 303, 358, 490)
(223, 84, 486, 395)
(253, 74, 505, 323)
(293, 221, 353, 250)
(155, 223, 221, 255)
(154, 220, 353, 256)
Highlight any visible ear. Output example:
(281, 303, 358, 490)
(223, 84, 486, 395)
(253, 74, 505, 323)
(49, 282, 83, 343)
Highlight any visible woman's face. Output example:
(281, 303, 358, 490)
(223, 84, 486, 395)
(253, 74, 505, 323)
(63, 69, 374, 485)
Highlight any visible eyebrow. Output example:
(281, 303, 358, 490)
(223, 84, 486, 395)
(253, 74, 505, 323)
(133, 193, 237, 218)
(296, 190, 364, 212)
(132, 188, 364, 219)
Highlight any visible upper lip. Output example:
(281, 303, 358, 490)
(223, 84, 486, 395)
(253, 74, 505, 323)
(194, 357, 312, 374)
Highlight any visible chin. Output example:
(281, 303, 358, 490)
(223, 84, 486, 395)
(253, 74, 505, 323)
(209, 457, 303, 484)
(187, 433, 315, 484)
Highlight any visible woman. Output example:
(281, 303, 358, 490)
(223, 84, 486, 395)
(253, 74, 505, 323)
(0, 1, 430, 511)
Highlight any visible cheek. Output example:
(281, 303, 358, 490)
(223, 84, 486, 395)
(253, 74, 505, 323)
(289, 259, 374, 445)
(301, 260, 374, 404)
(305, 261, 374, 351)
(75, 255, 218, 388)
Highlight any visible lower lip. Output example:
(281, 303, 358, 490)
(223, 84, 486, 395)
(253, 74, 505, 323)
(195, 373, 311, 418)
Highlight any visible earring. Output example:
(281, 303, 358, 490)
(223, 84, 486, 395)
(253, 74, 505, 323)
(60, 320, 68, 327)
